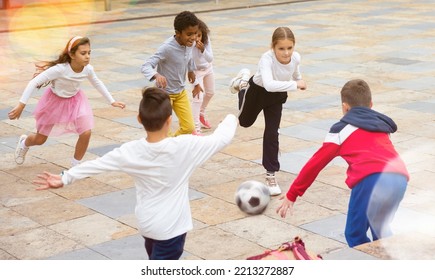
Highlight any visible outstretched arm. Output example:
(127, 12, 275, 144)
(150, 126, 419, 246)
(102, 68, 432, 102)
(33, 171, 64, 190)
(87, 65, 116, 104)
(34, 144, 125, 191)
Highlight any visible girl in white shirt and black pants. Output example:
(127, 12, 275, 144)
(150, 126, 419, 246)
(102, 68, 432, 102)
(229, 27, 307, 196)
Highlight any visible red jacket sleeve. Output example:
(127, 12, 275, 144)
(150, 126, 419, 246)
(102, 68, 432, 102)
(286, 142, 340, 202)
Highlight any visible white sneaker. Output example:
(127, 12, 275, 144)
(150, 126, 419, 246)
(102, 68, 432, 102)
(229, 68, 251, 94)
(265, 173, 282, 196)
(15, 134, 29, 165)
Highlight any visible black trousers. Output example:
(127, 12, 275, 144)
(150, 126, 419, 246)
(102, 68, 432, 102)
(238, 78, 288, 172)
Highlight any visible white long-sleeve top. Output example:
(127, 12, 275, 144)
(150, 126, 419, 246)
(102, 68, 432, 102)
(253, 50, 302, 92)
(61, 114, 238, 240)
(19, 63, 115, 105)
(192, 40, 213, 70)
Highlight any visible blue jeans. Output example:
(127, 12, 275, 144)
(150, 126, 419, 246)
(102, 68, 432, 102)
(143, 233, 187, 260)
(345, 173, 407, 247)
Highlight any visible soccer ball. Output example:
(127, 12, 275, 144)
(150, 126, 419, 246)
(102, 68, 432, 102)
(235, 180, 270, 215)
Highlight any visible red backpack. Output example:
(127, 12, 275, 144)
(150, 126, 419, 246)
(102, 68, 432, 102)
(247, 236, 322, 260)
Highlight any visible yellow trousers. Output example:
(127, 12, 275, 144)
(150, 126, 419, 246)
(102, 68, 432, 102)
(169, 89, 195, 136)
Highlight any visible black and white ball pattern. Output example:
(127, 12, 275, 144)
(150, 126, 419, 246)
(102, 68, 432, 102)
(235, 180, 270, 215)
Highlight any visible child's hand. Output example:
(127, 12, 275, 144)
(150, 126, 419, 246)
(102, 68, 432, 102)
(33, 171, 64, 190)
(154, 73, 167, 89)
(111, 101, 126, 109)
(192, 84, 203, 98)
(276, 195, 295, 218)
(8, 103, 25, 120)
(195, 40, 205, 52)
(188, 71, 196, 84)
(297, 80, 307, 90)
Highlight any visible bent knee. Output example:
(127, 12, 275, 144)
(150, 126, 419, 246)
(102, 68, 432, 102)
(238, 118, 253, 128)
(34, 135, 48, 145)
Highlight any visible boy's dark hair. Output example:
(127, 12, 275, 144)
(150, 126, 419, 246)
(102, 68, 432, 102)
(174, 11, 199, 33)
(341, 79, 372, 108)
(139, 87, 172, 132)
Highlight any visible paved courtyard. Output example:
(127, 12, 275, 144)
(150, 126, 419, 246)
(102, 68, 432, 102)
(0, 0, 434, 260)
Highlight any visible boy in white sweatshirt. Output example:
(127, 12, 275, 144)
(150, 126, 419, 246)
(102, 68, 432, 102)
(34, 87, 238, 260)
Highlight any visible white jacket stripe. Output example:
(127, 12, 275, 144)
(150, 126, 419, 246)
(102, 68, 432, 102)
(324, 124, 358, 145)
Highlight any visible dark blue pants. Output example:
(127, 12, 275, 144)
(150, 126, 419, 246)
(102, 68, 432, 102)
(345, 173, 407, 247)
(238, 78, 288, 172)
(143, 233, 186, 260)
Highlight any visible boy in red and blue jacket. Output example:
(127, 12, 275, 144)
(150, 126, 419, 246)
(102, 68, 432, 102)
(277, 79, 409, 247)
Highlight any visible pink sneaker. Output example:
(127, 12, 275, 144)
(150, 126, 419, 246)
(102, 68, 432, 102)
(200, 114, 211, 129)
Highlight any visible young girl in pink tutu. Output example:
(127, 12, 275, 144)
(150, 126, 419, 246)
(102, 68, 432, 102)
(8, 36, 125, 166)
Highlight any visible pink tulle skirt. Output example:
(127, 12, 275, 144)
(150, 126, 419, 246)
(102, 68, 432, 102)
(34, 88, 94, 137)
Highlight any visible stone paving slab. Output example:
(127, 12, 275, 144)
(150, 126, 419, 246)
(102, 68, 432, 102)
(355, 232, 435, 260)
(323, 247, 377, 260)
(0, 227, 83, 260)
(77, 188, 136, 219)
(0, 0, 434, 260)
(47, 247, 110, 260)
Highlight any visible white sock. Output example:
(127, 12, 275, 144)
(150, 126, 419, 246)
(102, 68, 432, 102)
(71, 158, 81, 167)
(21, 139, 28, 149)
